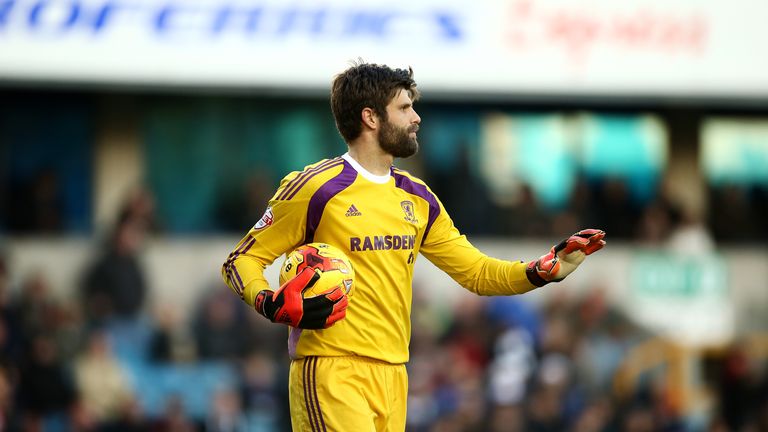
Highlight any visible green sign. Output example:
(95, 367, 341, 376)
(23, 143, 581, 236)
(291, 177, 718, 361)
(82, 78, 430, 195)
(631, 253, 728, 298)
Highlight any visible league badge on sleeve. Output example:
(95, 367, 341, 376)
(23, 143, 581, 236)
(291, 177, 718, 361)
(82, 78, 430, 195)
(253, 206, 274, 230)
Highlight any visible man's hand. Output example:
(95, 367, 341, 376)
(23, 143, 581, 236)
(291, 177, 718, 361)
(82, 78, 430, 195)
(254, 267, 348, 329)
(526, 229, 606, 287)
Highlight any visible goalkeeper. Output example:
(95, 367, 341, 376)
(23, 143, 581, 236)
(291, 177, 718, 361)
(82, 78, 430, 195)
(222, 62, 606, 432)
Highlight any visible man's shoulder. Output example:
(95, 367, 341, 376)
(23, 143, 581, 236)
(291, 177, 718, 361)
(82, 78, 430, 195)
(391, 167, 439, 205)
(391, 166, 428, 187)
(273, 157, 347, 201)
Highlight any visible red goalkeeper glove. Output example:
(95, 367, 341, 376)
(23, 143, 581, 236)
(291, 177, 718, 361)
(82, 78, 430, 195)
(526, 229, 606, 287)
(254, 267, 348, 329)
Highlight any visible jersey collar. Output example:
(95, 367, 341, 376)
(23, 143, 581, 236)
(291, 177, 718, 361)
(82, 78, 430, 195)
(341, 152, 391, 184)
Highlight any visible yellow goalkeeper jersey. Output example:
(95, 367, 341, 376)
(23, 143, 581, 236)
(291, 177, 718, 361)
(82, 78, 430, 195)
(222, 153, 536, 364)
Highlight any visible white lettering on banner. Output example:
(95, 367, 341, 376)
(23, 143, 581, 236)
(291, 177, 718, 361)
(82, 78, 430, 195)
(0, 0, 766, 98)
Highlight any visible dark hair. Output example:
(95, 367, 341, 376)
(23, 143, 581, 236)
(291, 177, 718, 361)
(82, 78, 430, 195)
(330, 61, 420, 143)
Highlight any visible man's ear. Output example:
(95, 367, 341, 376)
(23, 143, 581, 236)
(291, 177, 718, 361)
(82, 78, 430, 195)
(361, 107, 378, 131)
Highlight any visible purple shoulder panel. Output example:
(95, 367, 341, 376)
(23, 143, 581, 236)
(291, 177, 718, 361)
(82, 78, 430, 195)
(304, 161, 357, 244)
(393, 171, 441, 244)
(276, 157, 342, 201)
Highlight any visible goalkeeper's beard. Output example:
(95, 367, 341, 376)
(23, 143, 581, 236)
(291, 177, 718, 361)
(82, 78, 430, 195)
(379, 120, 418, 158)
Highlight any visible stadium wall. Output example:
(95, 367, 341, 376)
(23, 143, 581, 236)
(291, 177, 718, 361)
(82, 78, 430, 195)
(5, 237, 768, 348)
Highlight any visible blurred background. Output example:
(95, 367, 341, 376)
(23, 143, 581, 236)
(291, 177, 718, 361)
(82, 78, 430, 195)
(1, 0, 767, 430)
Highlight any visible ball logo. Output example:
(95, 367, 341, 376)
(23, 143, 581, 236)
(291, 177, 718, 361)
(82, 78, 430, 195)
(253, 207, 274, 230)
(343, 279, 353, 292)
(401, 200, 418, 224)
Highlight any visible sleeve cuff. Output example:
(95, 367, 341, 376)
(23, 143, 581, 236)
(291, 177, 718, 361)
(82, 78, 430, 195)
(525, 261, 549, 287)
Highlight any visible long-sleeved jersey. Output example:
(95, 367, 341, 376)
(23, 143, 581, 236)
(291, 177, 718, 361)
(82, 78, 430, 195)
(222, 153, 537, 364)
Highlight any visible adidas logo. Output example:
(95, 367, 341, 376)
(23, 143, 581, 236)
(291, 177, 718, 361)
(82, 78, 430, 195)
(345, 204, 362, 217)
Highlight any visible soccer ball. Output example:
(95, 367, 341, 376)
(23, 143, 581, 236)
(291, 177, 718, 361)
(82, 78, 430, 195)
(279, 243, 355, 298)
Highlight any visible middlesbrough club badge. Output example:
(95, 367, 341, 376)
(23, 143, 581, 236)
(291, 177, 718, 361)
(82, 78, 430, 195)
(253, 207, 274, 230)
(401, 200, 418, 224)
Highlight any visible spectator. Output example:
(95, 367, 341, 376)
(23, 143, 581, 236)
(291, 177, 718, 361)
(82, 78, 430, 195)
(525, 383, 567, 432)
(425, 143, 496, 236)
(570, 397, 614, 432)
(239, 351, 283, 430)
(216, 171, 276, 232)
(149, 307, 196, 364)
(636, 201, 675, 246)
(98, 398, 151, 432)
(206, 388, 249, 432)
(715, 343, 760, 431)
(709, 184, 760, 243)
(488, 404, 526, 432)
(14, 271, 58, 342)
(487, 327, 536, 407)
(7, 168, 63, 233)
(73, 330, 134, 425)
(118, 186, 161, 234)
(667, 206, 715, 256)
(620, 405, 658, 432)
(150, 396, 201, 432)
(0, 256, 21, 362)
(498, 183, 551, 238)
(0, 364, 18, 431)
(192, 287, 250, 361)
(81, 215, 148, 326)
(594, 178, 639, 239)
(17, 333, 77, 429)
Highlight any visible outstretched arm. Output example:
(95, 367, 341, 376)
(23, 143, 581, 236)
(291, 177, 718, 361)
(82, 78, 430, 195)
(420, 191, 606, 295)
(525, 229, 606, 287)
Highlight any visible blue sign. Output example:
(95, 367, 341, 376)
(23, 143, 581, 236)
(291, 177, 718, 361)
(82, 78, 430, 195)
(0, 0, 464, 42)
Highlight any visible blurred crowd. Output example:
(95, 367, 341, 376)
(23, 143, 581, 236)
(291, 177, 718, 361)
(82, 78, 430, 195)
(0, 186, 766, 432)
(2, 248, 768, 431)
(406, 289, 768, 432)
(3, 155, 768, 246)
(424, 153, 768, 246)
